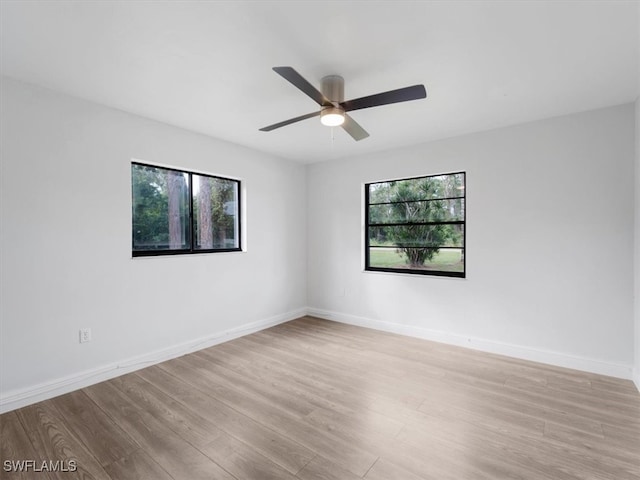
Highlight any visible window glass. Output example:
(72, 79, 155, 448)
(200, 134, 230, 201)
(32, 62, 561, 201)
(366, 172, 465, 277)
(132, 163, 241, 256)
(193, 175, 240, 250)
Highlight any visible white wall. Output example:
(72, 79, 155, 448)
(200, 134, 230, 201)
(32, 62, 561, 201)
(634, 3, 640, 392)
(0, 78, 307, 411)
(635, 98, 640, 390)
(308, 104, 635, 378)
(635, 4, 640, 389)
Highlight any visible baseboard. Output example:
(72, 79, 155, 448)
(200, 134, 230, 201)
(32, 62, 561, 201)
(0, 308, 306, 414)
(307, 307, 634, 380)
(633, 368, 640, 393)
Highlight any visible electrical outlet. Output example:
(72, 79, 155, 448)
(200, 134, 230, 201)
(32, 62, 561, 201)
(79, 328, 92, 343)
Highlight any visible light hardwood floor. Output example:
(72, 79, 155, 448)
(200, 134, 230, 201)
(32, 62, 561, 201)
(1, 316, 639, 479)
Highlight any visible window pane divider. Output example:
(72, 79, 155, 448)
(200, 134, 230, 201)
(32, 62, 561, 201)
(369, 245, 464, 249)
(368, 195, 464, 206)
(369, 220, 464, 227)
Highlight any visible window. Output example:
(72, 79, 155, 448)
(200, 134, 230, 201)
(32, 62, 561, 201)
(132, 162, 241, 256)
(365, 172, 465, 277)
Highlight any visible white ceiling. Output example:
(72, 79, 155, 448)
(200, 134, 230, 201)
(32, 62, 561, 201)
(1, 1, 638, 163)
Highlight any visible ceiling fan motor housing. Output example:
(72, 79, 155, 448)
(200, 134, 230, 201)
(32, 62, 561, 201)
(321, 75, 345, 104)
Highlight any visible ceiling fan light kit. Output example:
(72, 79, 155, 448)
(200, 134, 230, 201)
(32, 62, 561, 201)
(320, 106, 345, 127)
(260, 66, 426, 141)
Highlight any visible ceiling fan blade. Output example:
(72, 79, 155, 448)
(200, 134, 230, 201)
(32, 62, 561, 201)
(340, 84, 426, 112)
(341, 114, 370, 141)
(273, 66, 331, 107)
(259, 111, 321, 132)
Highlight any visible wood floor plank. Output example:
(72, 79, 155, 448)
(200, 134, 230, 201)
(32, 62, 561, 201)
(281, 321, 457, 378)
(295, 455, 363, 480)
(83, 381, 236, 480)
(1, 316, 638, 480)
(51, 390, 138, 468)
(591, 376, 640, 395)
(232, 335, 380, 409)
(363, 433, 478, 480)
(544, 421, 640, 467)
(417, 385, 547, 438)
(602, 421, 640, 443)
(136, 364, 315, 475)
(191, 349, 317, 417)
(301, 407, 396, 453)
(281, 319, 507, 386)
(16, 400, 111, 480)
(199, 429, 299, 480)
(394, 424, 569, 480)
(1, 412, 56, 480)
(159, 354, 378, 477)
(601, 422, 640, 457)
(244, 330, 427, 408)
(502, 377, 640, 428)
(196, 342, 365, 416)
(102, 449, 173, 480)
(364, 457, 430, 480)
(304, 404, 404, 442)
(401, 414, 639, 480)
(416, 375, 605, 438)
(109, 372, 222, 449)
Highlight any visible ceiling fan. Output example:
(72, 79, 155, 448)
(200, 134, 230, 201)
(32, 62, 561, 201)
(259, 66, 427, 141)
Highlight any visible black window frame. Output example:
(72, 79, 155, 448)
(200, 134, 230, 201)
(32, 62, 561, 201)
(365, 171, 466, 278)
(131, 161, 242, 257)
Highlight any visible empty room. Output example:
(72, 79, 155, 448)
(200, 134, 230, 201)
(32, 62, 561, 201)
(1, 1, 639, 479)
